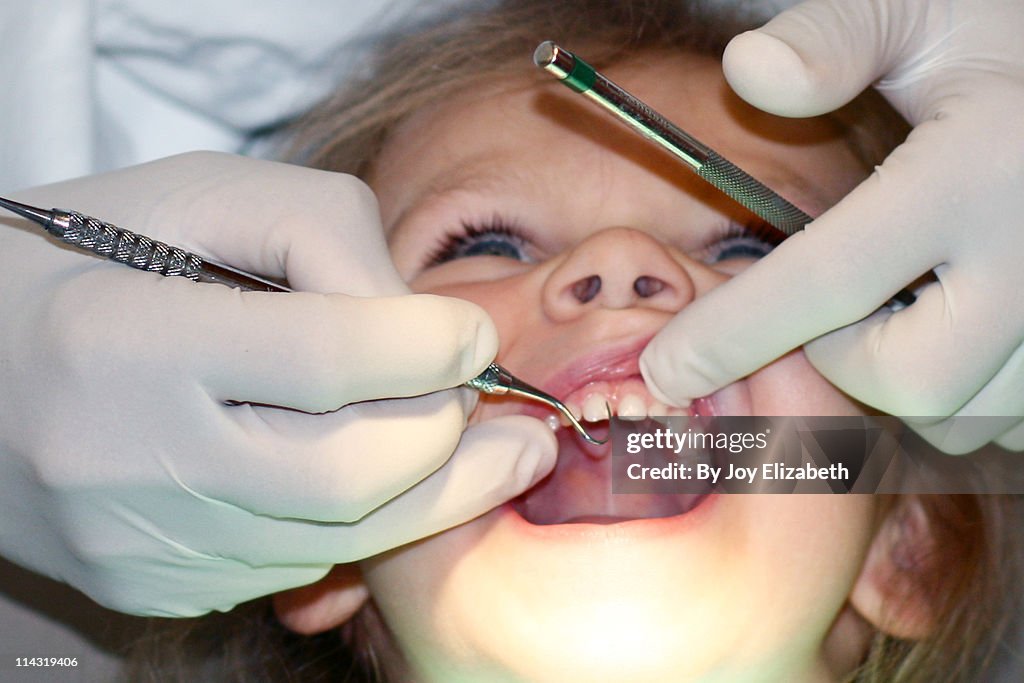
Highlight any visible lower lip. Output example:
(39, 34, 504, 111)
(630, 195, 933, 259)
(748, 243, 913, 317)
(496, 493, 720, 543)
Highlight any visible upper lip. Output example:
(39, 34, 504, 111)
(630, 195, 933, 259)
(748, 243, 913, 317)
(472, 331, 660, 425)
(471, 313, 676, 425)
(534, 334, 654, 400)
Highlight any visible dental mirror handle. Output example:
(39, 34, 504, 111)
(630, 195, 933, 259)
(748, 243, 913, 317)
(0, 196, 595, 433)
(0, 196, 286, 292)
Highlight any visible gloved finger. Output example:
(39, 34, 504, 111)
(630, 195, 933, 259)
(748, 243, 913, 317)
(52, 269, 498, 410)
(641, 109, 993, 407)
(897, 340, 1024, 453)
(204, 391, 472, 521)
(805, 273, 1021, 418)
(906, 416, 1021, 456)
(722, 0, 925, 118)
(929, 339, 1024, 421)
(147, 152, 411, 297)
(45, 475, 336, 617)
(197, 289, 498, 409)
(641, 166, 941, 405)
(15, 151, 408, 297)
(995, 420, 1024, 452)
(322, 414, 557, 562)
(92, 556, 333, 617)
(169, 414, 556, 564)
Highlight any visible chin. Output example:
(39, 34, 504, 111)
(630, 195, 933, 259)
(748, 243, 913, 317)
(362, 347, 873, 683)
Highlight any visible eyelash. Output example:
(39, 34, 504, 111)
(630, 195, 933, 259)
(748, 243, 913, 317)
(425, 217, 786, 267)
(702, 221, 784, 263)
(427, 218, 533, 266)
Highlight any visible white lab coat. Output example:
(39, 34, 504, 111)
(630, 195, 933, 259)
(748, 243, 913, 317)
(0, 0, 450, 191)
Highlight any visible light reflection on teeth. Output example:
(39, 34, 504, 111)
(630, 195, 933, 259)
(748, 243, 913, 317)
(617, 393, 646, 420)
(545, 413, 561, 432)
(566, 388, 689, 423)
(582, 394, 608, 422)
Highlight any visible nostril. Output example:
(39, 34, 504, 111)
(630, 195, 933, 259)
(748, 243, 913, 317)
(633, 275, 665, 298)
(572, 275, 602, 303)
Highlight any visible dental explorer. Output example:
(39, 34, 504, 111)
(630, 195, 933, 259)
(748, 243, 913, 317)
(0, 195, 607, 445)
(533, 41, 916, 308)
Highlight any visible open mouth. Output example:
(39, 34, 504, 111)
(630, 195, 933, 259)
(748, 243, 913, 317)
(510, 375, 729, 526)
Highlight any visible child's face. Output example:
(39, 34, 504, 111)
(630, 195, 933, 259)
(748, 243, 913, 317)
(366, 52, 879, 682)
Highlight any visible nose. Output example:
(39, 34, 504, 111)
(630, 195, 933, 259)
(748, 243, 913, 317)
(542, 227, 695, 321)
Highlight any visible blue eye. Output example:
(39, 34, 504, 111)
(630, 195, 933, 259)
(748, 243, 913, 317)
(704, 222, 783, 264)
(429, 220, 533, 265)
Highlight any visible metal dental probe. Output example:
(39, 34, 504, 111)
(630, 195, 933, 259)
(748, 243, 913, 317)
(0, 195, 608, 445)
(464, 363, 609, 446)
(533, 41, 916, 308)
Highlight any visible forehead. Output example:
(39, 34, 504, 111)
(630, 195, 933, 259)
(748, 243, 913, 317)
(371, 51, 864, 231)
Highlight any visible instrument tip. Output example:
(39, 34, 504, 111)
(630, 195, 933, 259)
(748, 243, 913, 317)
(0, 196, 52, 227)
(566, 402, 611, 446)
(533, 40, 557, 67)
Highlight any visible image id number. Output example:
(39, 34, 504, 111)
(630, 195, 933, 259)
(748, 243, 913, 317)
(15, 657, 78, 667)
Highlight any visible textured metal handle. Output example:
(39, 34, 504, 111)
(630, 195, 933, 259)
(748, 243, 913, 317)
(696, 151, 811, 236)
(55, 210, 204, 280)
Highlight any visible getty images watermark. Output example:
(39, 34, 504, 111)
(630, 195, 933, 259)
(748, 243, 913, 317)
(610, 416, 1024, 494)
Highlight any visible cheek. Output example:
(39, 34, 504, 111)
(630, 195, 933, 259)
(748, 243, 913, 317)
(360, 521, 495, 667)
(409, 267, 536, 357)
(747, 350, 865, 416)
(402, 254, 532, 292)
(742, 495, 877, 610)
(706, 495, 878, 664)
(746, 496, 875, 561)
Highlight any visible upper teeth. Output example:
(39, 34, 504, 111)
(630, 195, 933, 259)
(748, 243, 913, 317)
(552, 389, 687, 429)
(616, 393, 648, 419)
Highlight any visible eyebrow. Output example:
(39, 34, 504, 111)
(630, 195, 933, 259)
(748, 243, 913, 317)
(385, 155, 537, 235)
(386, 145, 835, 241)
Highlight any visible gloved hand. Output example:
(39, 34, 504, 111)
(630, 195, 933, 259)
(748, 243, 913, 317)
(0, 152, 556, 616)
(641, 0, 1024, 454)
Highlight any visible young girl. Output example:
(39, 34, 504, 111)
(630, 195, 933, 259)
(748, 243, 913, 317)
(127, 1, 1020, 681)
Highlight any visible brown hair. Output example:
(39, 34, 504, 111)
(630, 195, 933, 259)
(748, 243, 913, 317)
(126, 1, 1019, 681)
(851, 495, 1018, 682)
(281, 0, 907, 179)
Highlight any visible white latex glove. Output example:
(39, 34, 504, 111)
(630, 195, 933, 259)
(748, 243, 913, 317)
(0, 152, 556, 616)
(641, 0, 1024, 454)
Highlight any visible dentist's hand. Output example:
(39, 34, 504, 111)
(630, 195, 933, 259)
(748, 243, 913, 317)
(642, 0, 1024, 453)
(0, 152, 555, 616)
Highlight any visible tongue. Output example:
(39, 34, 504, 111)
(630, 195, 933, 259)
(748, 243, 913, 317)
(513, 424, 707, 525)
